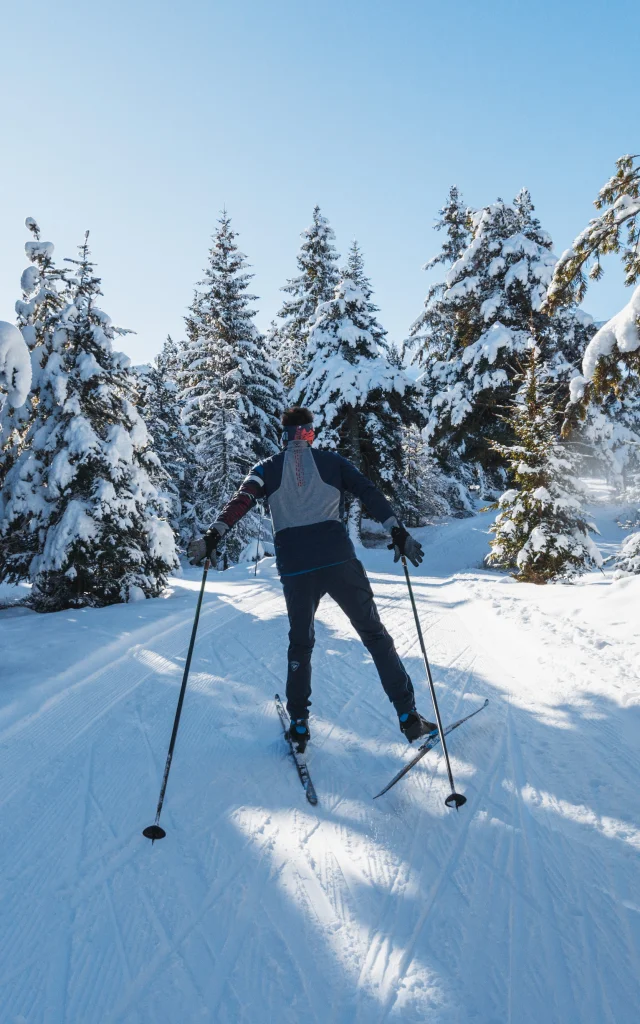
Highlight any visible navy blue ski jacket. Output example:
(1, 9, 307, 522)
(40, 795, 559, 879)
(213, 440, 398, 577)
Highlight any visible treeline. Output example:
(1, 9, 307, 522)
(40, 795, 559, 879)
(1, 156, 639, 609)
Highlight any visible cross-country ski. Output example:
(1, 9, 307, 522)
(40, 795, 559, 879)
(275, 692, 318, 805)
(374, 698, 489, 799)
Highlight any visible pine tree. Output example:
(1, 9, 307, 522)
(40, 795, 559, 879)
(272, 206, 340, 391)
(292, 242, 424, 535)
(547, 153, 640, 403)
(0, 234, 177, 609)
(179, 212, 284, 564)
(427, 185, 473, 271)
(486, 350, 602, 583)
(393, 422, 467, 525)
(578, 388, 640, 492)
(613, 530, 640, 576)
(407, 186, 472, 366)
(546, 155, 640, 487)
(547, 154, 640, 309)
(157, 333, 181, 380)
(546, 153, 640, 402)
(1, 219, 73, 486)
(136, 351, 196, 547)
(412, 189, 593, 496)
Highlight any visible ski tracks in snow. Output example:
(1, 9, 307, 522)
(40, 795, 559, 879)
(0, 558, 638, 1022)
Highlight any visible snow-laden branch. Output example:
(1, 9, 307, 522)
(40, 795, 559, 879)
(569, 284, 640, 401)
(0, 321, 31, 409)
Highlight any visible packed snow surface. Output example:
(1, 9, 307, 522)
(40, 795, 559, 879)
(0, 510, 638, 1022)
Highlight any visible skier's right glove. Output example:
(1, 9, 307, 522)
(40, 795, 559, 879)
(187, 524, 226, 564)
(388, 525, 424, 567)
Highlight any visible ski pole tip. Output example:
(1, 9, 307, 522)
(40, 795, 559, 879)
(445, 792, 467, 811)
(143, 824, 167, 842)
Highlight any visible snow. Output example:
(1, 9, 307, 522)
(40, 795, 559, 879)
(39, 499, 99, 571)
(614, 529, 640, 577)
(299, 351, 409, 426)
(77, 351, 104, 380)
(0, 506, 638, 1021)
(145, 515, 178, 560)
(25, 239, 54, 260)
(532, 485, 551, 501)
(20, 264, 40, 296)
(582, 284, 640, 380)
(569, 374, 587, 403)
(0, 320, 32, 408)
(461, 321, 517, 368)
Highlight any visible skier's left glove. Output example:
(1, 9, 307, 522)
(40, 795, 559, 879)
(388, 525, 424, 567)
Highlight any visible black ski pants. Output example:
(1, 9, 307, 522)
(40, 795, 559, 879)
(281, 558, 415, 720)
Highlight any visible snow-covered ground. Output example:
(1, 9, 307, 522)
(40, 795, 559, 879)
(0, 508, 638, 1023)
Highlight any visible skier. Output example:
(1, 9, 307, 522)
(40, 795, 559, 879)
(188, 407, 435, 753)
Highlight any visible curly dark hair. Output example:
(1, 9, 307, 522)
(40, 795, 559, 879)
(281, 406, 314, 427)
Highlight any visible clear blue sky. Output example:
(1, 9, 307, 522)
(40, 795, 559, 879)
(1, 0, 638, 364)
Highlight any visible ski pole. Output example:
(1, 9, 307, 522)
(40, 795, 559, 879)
(401, 556, 466, 810)
(254, 505, 263, 577)
(143, 557, 211, 842)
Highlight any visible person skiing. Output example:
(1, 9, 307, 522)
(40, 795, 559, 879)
(188, 407, 435, 753)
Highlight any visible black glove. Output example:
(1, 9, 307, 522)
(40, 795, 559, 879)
(388, 525, 424, 567)
(187, 525, 225, 564)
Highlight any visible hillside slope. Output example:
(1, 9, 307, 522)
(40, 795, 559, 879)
(0, 510, 638, 1023)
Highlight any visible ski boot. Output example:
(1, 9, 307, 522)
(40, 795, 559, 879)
(288, 717, 310, 754)
(398, 709, 437, 743)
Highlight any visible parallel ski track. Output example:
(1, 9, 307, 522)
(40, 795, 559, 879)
(2, 563, 638, 1022)
(0, 580, 286, 1023)
(0, 583, 272, 809)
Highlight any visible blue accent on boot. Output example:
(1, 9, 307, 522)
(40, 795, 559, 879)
(399, 713, 410, 723)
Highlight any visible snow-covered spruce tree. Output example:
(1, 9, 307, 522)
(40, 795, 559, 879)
(486, 349, 602, 583)
(392, 422, 463, 526)
(157, 333, 182, 380)
(1, 219, 73, 487)
(405, 187, 477, 510)
(0, 233, 177, 609)
(408, 185, 472, 363)
(613, 530, 640, 577)
(426, 185, 473, 272)
(292, 242, 424, 536)
(179, 212, 284, 564)
(546, 155, 640, 487)
(577, 387, 640, 491)
(135, 352, 196, 547)
(0, 220, 76, 579)
(271, 205, 340, 391)
(410, 189, 595, 497)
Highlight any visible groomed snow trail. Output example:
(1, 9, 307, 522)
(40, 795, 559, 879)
(0, 512, 638, 1023)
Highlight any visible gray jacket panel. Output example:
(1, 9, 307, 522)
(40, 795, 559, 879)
(268, 442, 341, 533)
